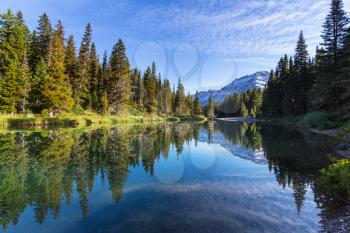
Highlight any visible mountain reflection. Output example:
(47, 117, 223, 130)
(0, 122, 338, 231)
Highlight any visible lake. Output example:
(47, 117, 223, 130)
(0, 121, 344, 233)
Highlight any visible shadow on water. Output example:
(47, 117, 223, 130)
(0, 122, 346, 232)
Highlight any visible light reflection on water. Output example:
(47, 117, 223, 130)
(0, 121, 342, 233)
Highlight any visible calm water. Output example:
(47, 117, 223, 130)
(0, 121, 342, 233)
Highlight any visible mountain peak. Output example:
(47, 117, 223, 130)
(197, 71, 269, 104)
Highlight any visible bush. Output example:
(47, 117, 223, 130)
(320, 159, 350, 201)
(302, 112, 343, 129)
(337, 122, 350, 142)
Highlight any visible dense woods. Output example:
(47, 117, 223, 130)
(262, 0, 350, 120)
(217, 0, 350, 122)
(0, 10, 201, 117)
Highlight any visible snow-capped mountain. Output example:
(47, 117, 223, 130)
(198, 129, 267, 165)
(197, 71, 269, 104)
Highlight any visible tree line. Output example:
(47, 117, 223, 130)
(262, 0, 350, 118)
(217, 89, 263, 117)
(215, 0, 349, 120)
(0, 10, 201, 117)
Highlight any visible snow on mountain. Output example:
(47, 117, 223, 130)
(198, 129, 267, 165)
(197, 71, 269, 105)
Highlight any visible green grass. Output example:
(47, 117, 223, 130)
(0, 113, 165, 128)
(0, 113, 206, 128)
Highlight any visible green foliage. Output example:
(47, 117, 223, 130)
(207, 95, 215, 120)
(44, 22, 73, 115)
(108, 39, 131, 114)
(320, 159, 350, 200)
(143, 67, 157, 113)
(240, 101, 248, 117)
(0, 9, 196, 119)
(28, 58, 49, 113)
(193, 91, 201, 115)
(175, 79, 186, 115)
(302, 111, 343, 129)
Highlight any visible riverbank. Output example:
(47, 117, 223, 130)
(0, 114, 207, 128)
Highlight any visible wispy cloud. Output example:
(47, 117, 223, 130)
(126, 0, 340, 59)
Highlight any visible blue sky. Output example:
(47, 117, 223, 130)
(1, 0, 349, 92)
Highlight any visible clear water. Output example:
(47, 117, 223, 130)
(0, 121, 341, 233)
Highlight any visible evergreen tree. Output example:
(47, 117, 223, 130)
(162, 79, 172, 115)
(36, 13, 52, 65)
(15, 11, 30, 113)
(207, 95, 215, 120)
(108, 39, 131, 114)
(262, 70, 282, 117)
(43, 21, 73, 115)
(76, 23, 92, 108)
(0, 9, 30, 113)
(88, 43, 99, 111)
(175, 79, 186, 116)
(193, 91, 201, 115)
(130, 68, 141, 105)
(321, 0, 349, 64)
(98, 50, 109, 114)
(28, 30, 41, 72)
(240, 101, 248, 117)
(335, 29, 350, 110)
(157, 74, 163, 114)
(310, 0, 349, 111)
(28, 58, 49, 113)
(136, 70, 143, 108)
(294, 31, 310, 114)
(65, 35, 79, 93)
(143, 67, 156, 113)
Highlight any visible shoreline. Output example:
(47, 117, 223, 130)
(0, 114, 207, 128)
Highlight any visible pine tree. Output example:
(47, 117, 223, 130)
(76, 23, 92, 109)
(310, 0, 349, 111)
(207, 95, 215, 120)
(88, 43, 99, 111)
(28, 30, 41, 72)
(65, 35, 79, 94)
(175, 79, 186, 116)
(43, 21, 73, 115)
(162, 79, 172, 115)
(28, 58, 49, 113)
(0, 10, 30, 113)
(0, 58, 20, 112)
(143, 67, 156, 113)
(240, 101, 248, 117)
(193, 91, 201, 115)
(321, 0, 349, 64)
(98, 51, 109, 114)
(37, 13, 52, 65)
(108, 39, 131, 114)
(333, 28, 350, 110)
(294, 31, 310, 114)
(15, 11, 30, 113)
(157, 74, 163, 114)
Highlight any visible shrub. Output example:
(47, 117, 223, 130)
(302, 112, 343, 129)
(320, 159, 350, 201)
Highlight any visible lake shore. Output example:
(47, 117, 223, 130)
(0, 114, 207, 128)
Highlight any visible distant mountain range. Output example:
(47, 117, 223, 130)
(197, 71, 269, 104)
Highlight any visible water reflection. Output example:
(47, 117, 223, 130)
(0, 122, 342, 232)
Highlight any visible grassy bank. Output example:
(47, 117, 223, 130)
(0, 113, 207, 128)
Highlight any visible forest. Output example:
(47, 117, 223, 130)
(0, 10, 202, 119)
(218, 0, 350, 128)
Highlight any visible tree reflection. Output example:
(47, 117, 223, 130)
(0, 122, 337, 229)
